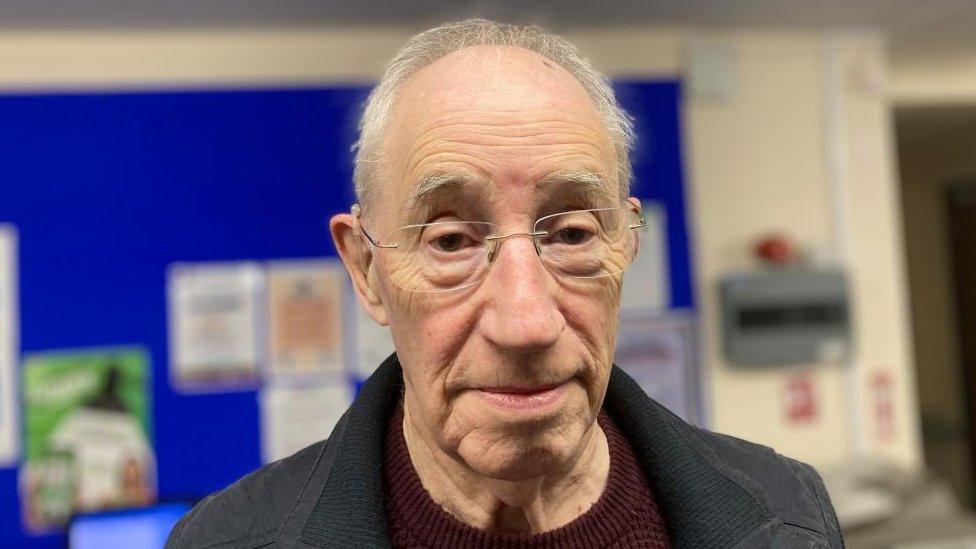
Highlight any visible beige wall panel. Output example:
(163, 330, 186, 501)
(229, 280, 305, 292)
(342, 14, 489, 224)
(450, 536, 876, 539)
(684, 32, 851, 469)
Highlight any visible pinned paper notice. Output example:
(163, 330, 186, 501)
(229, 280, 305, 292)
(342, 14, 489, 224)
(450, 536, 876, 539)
(871, 371, 895, 441)
(783, 374, 818, 424)
(350, 288, 395, 380)
(167, 262, 263, 391)
(615, 310, 700, 424)
(267, 260, 345, 378)
(20, 348, 155, 531)
(259, 381, 352, 464)
(621, 202, 669, 312)
(0, 225, 19, 465)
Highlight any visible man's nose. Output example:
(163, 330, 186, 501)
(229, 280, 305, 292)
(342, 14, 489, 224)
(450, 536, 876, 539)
(477, 234, 566, 352)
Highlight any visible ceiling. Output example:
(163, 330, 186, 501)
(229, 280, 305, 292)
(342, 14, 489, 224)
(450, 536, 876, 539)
(2, 0, 976, 60)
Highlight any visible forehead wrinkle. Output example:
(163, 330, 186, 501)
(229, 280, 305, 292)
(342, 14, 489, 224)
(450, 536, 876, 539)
(391, 107, 611, 165)
(388, 94, 614, 169)
(412, 107, 607, 133)
(403, 130, 610, 168)
(388, 102, 618, 208)
(405, 111, 610, 149)
(398, 124, 612, 187)
(400, 145, 490, 187)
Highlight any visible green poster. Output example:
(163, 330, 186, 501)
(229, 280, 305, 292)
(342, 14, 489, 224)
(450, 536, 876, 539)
(20, 347, 155, 532)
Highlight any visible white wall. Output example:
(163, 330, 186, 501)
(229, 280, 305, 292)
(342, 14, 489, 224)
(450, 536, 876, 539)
(0, 24, 922, 471)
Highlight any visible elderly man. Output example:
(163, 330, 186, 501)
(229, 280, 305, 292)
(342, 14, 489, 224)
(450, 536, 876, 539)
(167, 19, 842, 549)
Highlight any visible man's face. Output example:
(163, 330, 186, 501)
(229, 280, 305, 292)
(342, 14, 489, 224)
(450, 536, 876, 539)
(366, 46, 626, 479)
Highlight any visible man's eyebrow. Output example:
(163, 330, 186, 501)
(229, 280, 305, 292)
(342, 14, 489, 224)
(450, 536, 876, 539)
(406, 172, 483, 208)
(406, 169, 615, 209)
(537, 170, 616, 203)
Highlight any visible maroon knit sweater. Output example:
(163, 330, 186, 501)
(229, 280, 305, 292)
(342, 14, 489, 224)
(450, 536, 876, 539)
(383, 405, 671, 548)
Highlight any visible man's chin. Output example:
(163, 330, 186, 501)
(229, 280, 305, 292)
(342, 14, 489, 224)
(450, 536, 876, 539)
(450, 414, 593, 481)
(456, 436, 580, 481)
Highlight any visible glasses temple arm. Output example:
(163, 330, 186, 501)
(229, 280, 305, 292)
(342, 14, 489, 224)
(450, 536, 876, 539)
(353, 205, 400, 249)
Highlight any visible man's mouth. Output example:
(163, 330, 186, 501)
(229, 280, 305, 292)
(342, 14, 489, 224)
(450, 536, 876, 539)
(474, 382, 568, 411)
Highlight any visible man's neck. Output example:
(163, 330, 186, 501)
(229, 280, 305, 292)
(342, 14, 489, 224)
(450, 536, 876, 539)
(401, 403, 611, 534)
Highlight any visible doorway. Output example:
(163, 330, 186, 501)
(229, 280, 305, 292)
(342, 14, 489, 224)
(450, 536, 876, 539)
(949, 182, 976, 486)
(897, 107, 976, 506)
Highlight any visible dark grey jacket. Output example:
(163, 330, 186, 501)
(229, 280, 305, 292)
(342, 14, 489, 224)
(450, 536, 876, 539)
(166, 354, 844, 548)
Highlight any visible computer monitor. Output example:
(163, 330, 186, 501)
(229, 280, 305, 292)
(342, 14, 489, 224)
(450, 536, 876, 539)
(69, 503, 190, 549)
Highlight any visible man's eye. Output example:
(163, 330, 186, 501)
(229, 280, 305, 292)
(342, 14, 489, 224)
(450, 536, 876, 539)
(432, 232, 473, 252)
(554, 226, 594, 245)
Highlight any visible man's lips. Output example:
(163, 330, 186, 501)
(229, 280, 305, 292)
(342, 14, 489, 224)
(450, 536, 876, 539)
(474, 382, 568, 411)
(480, 383, 562, 395)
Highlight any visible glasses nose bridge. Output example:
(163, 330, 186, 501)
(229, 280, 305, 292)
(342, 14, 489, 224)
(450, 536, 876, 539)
(485, 230, 547, 264)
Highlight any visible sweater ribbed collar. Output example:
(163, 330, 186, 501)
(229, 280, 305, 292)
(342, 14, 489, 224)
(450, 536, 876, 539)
(382, 403, 671, 547)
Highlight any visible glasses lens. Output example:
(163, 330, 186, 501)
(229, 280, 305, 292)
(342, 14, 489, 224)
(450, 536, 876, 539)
(535, 208, 639, 279)
(384, 221, 493, 292)
(374, 208, 640, 292)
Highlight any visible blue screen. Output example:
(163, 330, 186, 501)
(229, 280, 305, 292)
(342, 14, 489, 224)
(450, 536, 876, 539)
(69, 503, 191, 549)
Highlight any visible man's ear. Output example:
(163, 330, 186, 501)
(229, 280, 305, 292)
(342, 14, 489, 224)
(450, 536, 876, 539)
(330, 212, 390, 326)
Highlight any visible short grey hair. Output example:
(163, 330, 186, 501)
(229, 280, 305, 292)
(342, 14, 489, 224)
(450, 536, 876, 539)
(353, 18, 636, 209)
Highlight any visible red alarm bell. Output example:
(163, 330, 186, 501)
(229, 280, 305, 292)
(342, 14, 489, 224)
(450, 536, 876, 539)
(755, 233, 795, 266)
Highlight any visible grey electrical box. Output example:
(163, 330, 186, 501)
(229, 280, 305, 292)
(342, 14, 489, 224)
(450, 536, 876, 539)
(720, 269, 850, 366)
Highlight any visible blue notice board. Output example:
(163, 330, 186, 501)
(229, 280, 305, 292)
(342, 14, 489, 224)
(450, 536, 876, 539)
(0, 81, 691, 547)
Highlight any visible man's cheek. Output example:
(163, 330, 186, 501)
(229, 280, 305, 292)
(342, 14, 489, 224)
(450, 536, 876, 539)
(564, 293, 615, 349)
(390, 286, 425, 318)
(420, 300, 477, 347)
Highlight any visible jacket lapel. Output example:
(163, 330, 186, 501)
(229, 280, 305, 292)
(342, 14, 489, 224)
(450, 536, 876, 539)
(299, 354, 401, 548)
(603, 366, 769, 548)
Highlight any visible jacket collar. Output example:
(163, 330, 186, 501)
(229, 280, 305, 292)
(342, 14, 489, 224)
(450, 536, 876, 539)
(298, 354, 768, 548)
